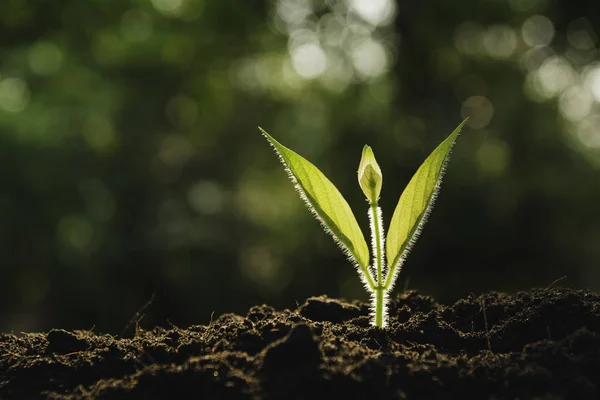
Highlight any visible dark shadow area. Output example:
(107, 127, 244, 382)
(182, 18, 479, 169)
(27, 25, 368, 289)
(1, 0, 600, 334)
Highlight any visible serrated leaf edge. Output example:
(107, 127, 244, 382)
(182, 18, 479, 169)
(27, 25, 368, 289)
(383, 119, 467, 290)
(259, 127, 375, 292)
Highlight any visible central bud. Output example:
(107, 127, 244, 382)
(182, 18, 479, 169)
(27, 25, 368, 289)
(358, 145, 383, 204)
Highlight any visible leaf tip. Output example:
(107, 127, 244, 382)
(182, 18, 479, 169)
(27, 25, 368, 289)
(258, 127, 278, 146)
(456, 118, 469, 133)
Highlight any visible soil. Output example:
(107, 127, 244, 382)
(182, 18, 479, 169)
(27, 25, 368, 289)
(1, 288, 599, 400)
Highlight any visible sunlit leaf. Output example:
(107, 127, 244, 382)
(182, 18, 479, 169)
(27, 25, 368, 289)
(384, 119, 468, 288)
(260, 127, 370, 271)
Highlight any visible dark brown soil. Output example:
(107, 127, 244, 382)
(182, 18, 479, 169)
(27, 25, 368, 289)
(1, 288, 599, 399)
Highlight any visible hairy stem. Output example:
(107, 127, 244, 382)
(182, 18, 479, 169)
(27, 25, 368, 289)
(368, 204, 386, 328)
(375, 287, 385, 327)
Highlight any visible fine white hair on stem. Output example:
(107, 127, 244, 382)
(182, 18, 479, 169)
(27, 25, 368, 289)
(263, 135, 375, 293)
(368, 205, 389, 328)
(369, 290, 390, 327)
(384, 146, 456, 291)
(368, 206, 386, 279)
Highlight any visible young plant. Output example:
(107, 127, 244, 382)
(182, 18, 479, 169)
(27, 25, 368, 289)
(259, 119, 467, 328)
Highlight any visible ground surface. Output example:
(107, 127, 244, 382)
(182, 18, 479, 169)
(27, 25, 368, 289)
(1, 288, 599, 399)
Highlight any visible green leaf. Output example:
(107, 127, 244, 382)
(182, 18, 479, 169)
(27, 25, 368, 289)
(384, 119, 468, 288)
(259, 128, 371, 272)
(358, 145, 383, 204)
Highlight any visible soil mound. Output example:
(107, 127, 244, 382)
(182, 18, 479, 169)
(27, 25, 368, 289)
(1, 288, 599, 399)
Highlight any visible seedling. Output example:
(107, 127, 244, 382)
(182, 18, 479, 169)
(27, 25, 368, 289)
(259, 119, 467, 328)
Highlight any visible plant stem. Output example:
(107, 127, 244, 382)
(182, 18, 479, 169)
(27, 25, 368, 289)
(375, 286, 384, 327)
(369, 204, 386, 328)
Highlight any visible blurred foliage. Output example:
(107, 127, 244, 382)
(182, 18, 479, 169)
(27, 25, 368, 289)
(1, 0, 600, 332)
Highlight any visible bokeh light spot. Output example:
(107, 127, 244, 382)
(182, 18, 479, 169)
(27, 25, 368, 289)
(522, 15, 555, 47)
(483, 25, 518, 59)
(348, 0, 396, 27)
(454, 22, 484, 55)
(56, 215, 94, 251)
(187, 181, 224, 215)
(519, 45, 555, 72)
(120, 9, 153, 43)
(559, 86, 593, 122)
(349, 38, 388, 79)
(151, 0, 183, 15)
(576, 114, 600, 149)
(231, 57, 261, 92)
(276, 0, 313, 27)
(461, 96, 494, 129)
(91, 30, 124, 64)
(476, 139, 511, 175)
(0, 77, 30, 113)
(586, 66, 600, 103)
(28, 42, 63, 76)
(320, 53, 354, 92)
(567, 18, 597, 51)
(291, 43, 327, 79)
(537, 56, 576, 97)
(319, 13, 347, 47)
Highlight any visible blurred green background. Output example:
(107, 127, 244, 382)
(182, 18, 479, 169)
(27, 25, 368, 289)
(2, 0, 600, 333)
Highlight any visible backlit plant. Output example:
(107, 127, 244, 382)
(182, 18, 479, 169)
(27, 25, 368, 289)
(260, 119, 467, 328)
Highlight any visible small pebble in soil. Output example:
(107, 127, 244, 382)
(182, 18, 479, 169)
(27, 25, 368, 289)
(299, 296, 363, 323)
(46, 329, 89, 354)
